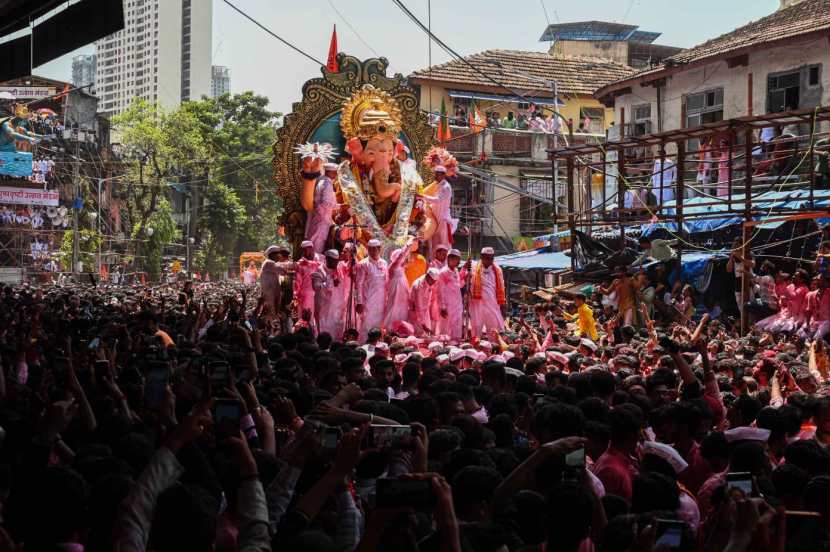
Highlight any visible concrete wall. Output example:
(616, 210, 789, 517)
(548, 40, 629, 66)
(156, 0, 183, 110)
(188, 0, 213, 101)
(611, 37, 830, 152)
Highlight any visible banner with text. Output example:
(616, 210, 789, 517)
(0, 186, 59, 206)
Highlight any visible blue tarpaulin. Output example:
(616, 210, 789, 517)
(496, 248, 572, 270)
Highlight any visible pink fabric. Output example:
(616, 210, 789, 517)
(696, 471, 726, 524)
(678, 491, 701, 532)
(469, 263, 505, 337)
(383, 247, 411, 332)
(435, 266, 464, 341)
(423, 179, 455, 251)
(294, 258, 321, 324)
(678, 441, 713, 496)
(591, 446, 638, 502)
(313, 265, 349, 341)
(409, 275, 436, 336)
(717, 150, 730, 196)
(757, 283, 809, 333)
(355, 256, 388, 341)
(305, 176, 336, 253)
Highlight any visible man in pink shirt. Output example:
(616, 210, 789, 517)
(591, 403, 643, 502)
(355, 239, 388, 342)
(312, 249, 348, 341)
(293, 240, 322, 331)
(409, 267, 439, 336)
(420, 166, 456, 253)
(430, 244, 448, 270)
(435, 249, 464, 341)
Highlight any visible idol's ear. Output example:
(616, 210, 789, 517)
(346, 137, 364, 164)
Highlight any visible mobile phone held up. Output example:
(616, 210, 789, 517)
(213, 399, 242, 442)
(362, 424, 414, 449)
(376, 477, 435, 509)
(725, 472, 753, 499)
(144, 363, 169, 410)
(654, 519, 684, 550)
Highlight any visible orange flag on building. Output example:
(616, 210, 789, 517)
(326, 25, 339, 72)
(437, 97, 451, 142)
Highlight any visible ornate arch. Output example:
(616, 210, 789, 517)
(272, 53, 435, 251)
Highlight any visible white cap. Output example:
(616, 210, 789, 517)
(434, 165, 447, 174)
(479, 340, 492, 350)
(325, 249, 339, 259)
(449, 349, 465, 362)
(428, 341, 443, 351)
(725, 427, 771, 443)
(448, 248, 461, 257)
(642, 441, 689, 474)
(481, 247, 495, 255)
(367, 239, 382, 247)
(264, 245, 280, 256)
(502, 350, 515, 360)
(375, 342, 390, 352)
(436, 353, 449, 364)
(427, 267, 440, 279)
(435, 244, 449, 251)
(301, 240, 314, 249)
(580, 338, 598, 352)
(546, 351, 569, 365)
(324, 162, 338, 171)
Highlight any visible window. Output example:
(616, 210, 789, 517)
(519, 175, 555, 236)
(627, 103, 652, 136)
(685, 87, 723, 127)
(633, 104, 651, 121)
(579, 107, 605, 133)
(809, 66, 820, 87)
(517, 101, 531, 110)
(768, 71, 800, 112)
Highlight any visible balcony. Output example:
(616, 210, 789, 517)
(440, 125, 606, 163)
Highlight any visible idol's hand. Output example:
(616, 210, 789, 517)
(301, 156, 323, 175)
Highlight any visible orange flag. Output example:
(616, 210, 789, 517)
(326, 25, 339, 72)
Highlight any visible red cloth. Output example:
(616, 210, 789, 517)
(591, 446, 638, 502)
(326, 25, 339, 72)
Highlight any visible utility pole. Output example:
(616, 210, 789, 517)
(552, 79, 559, 237)
(71, 133, 81, 276)
(185, 194, 191, 275)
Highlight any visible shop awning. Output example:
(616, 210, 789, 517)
(448, 89, 565, 107)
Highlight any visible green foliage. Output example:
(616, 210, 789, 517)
(111, 93, 281, 280)
(58, 229, 101, 272)
(130, 197, 179, 281)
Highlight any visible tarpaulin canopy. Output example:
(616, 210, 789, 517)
(496, 248, 572, 270)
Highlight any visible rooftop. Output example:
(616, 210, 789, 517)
(597, 0, 830, 96)
(409, 49, 636, 97)
(539, 21, 661, 44)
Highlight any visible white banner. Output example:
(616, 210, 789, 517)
(0, 186, 59, 206)
(0, 86, 57, 99)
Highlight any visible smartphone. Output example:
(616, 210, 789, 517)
(144, 363, 170, 409)
(88, 337, 101, 350)
(725, 472, 753, 499)
(323, 427, 342, 452)
(785, 510, 821, 537)
(363, 424, 413, 449)
(565, 448, 586, 468)
(654, 519, 684, 550)
(213, 399, 242, 441)
(376, 478, 434, 509)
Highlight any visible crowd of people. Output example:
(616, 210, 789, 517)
(0, 234, 829, 552)
(429, 106, 595, 135)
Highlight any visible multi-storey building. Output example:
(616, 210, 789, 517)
(211, 65, 231, 98)
(71, 54, 97, 92)
(94, 0, 212, 115)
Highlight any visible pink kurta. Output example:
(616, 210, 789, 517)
(259, 260, 293, 311)
(305, 176, 336, 253)
(435, 266, 464, 341)
(799, 289, 830, 339)
(409, 275, 435, 336)
(717, 151, 730, 197)
(757, 283, 809, 333)
(294, 257, 321, 327)
(423, 179, 456, 251)
(383, 247, 411, 332)
(312, 265, 348, 341)
(468, 263, 505, 337)
(356, 256, 388, 341)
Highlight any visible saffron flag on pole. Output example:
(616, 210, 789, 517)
(469, 100, 485, 134)
(326, 24, 339, 72)
(437, 97, 451, 142)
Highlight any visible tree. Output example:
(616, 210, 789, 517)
(58, 229, 101, 273)
(111, 99, 208, 278)
(194, 182, 246, 277)
(188, 92, 281, 252)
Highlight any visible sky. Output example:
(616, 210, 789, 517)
(36, 0, 781, 114)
